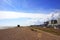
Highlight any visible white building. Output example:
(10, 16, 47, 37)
(48, 17, 60, 29)
(57, 18, 60, 25)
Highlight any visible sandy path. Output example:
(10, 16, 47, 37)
(0, 27, 38, 40)
(37, 30, 60, 40)
(0, 27, 60, 40)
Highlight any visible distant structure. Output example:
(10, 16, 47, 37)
(17, 25, 20, 27)
(48, 18, 60, 29)
(57, 13, 60, 25)
(48, 20, 57, 26)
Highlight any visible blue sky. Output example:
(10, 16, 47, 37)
(0, 0, 60, 13)
(0, 0, 60, 26)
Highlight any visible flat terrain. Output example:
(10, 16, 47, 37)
(0, 27, 60, 40)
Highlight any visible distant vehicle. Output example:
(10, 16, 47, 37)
(17, 25, 20, 27)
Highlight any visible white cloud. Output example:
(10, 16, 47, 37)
(0, 11, 49, 19)
(0, 10, 60, 26)
(48, 10, 60, 20)
(22, 10, 60, 26)
(0, 10, 60, 20)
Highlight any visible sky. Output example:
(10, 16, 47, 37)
(0, 0, 60, 27)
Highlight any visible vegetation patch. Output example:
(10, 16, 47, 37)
(31, 27, 60, 36)
(30, 28, 37, 32)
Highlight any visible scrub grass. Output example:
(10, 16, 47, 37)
(30, 27, 60, 36)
